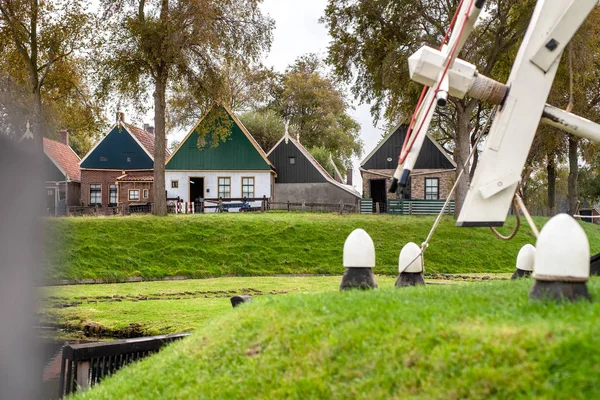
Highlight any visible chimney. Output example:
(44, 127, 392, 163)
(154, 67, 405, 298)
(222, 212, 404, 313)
(346, 168, 353, 186)
(116, 112, 125, 123)
(146, 125, 155, 135)
(59, 129, 69, 146)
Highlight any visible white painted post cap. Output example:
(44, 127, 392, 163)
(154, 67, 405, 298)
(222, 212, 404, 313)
(516, 244, 535, 272)
(532, 214, 589, 281)
(343, 228, 375, 268)
(398, 242, 423, 273)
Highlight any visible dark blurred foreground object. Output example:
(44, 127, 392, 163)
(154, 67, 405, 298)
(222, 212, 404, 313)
(231, 295, 253, 307)
(0, 135, 44, 399)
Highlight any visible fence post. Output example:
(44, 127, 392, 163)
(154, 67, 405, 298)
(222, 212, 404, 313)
(302, 200, 305, 212)
(287, 201, 290, 211)
(262, 195, 266, 212)
(409, 202, 413, 215)
(76, 360, 90, 391)
(375, 202, 380, 214)
(339, 200, 344, 215)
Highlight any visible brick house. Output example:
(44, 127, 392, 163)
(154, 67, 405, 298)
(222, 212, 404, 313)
(79, 113, 165, 209)
(360, 124, 456, 208)
(43, 130, 81, 215)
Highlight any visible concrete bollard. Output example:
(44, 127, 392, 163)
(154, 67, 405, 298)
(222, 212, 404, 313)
(511, 244, 535, 279)
(530, 214, 591, 301)
(340, 229, 377, 290)
(395, 242, 425, 287)
(231, 295, 252, 308)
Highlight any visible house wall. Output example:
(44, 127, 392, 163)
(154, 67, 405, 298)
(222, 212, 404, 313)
(165, 171, 273, 212)
(81, 169, 153, 206)
(274, 183, 359, 206)
(117, 182, 153, 204)
(361, 169, 455, 200)
(67, 182, 81, 207)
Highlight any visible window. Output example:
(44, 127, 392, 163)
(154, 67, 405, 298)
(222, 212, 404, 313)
(109, 184, 118, 205)
(289, 157, 296, 165)
(129, 189, 140, 201)
(218, 177, 231, 198)
(126, 156, 132, 163)
(90, 184, 101, 204)
(100, 156, 108, 162)
(143, 189, 149, 199)
(171, 180, 179, 189)
(242, 177, 255, 198)
(424, 178, 439, 200)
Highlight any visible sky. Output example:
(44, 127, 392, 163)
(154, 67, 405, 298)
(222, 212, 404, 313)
(165, 0, 387, 190)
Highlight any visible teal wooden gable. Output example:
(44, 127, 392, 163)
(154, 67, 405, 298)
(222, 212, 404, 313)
(80, 125, 153, 170)
(166, 108, 271, 171)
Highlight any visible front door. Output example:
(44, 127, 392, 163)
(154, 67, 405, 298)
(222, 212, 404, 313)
(369, 179, 387, 213)
(189, 177, 205, 212)
(46, 188, 56, 216)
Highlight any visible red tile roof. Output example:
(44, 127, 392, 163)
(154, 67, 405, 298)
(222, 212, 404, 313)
(116, 174, 154, 182)
(43, 137, 81, 182)
(122, 122, 171, 159)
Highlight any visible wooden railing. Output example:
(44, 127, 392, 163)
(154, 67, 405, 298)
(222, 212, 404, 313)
(58, 333, 188, 398)
(360, 199, 455, 215)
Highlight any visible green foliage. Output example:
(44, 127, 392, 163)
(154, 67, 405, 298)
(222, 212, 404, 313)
(71, 279, 600, 399)
(239, 109, 287, 152)
(195, 106, 234, 149)
(45, 213, 600, 282)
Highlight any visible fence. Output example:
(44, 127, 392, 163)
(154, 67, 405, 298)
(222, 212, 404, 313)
(269, 201, 356, 214)
(66, 204, 153, 216)
(168, 196, 270, 214)
(58, 333, 188, 398)
(360, 199, 455, 215)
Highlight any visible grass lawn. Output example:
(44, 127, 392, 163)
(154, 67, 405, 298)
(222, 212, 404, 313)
(41, 276, 401, 337)
(71, 278, 600, 400)
(45, 213, 600, 281)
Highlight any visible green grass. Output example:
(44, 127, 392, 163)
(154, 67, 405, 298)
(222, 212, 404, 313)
(45, 213, 600, 281)
(43, 276, 394, 336)
(72, 278, 600, 399)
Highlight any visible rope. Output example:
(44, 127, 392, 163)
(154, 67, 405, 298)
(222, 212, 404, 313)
(514, 193, 539, 237)
(489, 199, 520, 240)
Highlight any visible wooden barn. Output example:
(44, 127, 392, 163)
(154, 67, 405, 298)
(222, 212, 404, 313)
(267, 128, 360, 206)
(360, 124, 456, 212)
(165, 105, 275, 212)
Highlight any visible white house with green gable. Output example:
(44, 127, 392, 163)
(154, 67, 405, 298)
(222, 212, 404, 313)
(165, 105, 276, 212)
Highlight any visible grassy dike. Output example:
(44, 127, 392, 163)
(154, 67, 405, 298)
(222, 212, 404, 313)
(45, 212, 600, 281)
(72, 279, 600, 400)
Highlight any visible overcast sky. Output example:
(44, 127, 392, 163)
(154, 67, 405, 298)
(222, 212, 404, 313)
(165, 0, 387, 189)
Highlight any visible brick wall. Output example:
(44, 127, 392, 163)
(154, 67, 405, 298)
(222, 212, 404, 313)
(118, 182, 153, 204)
(81, 169, 153, 206)
(361, 169, 455, 200)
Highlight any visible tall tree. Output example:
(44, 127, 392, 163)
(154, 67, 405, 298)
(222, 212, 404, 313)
(99, 0, 273, 215)
(323, 0, 534, 215)
(0, 0, 96, 147)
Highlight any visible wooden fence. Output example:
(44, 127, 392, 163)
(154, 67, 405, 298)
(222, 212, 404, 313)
(58, 333, 188, 398)
(360, 199, 455, 215)
(269, 201, 356, 214)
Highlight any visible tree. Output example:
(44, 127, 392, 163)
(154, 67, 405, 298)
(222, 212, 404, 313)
(98, 0, 274, 215)
(323, 0, 535, 215)
(0, 0, 97, 148)
(270, 55, 363, 170)
(239, 109, 287, 152)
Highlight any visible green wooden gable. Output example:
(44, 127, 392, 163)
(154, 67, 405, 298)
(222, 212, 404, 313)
(166, 110, 271, 171)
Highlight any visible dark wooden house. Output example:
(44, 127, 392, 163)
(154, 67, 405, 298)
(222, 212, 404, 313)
(43, 131, 81, 215)
(79, 113, 163, 209)
(360, 124, 456, 207)
(267, 129, 360, 205)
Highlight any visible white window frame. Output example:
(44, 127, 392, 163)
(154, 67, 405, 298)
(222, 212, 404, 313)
(129, 189, 140, 201)
(218, 177, 231, 199)
(90, 184, 102, 204)
(241, 177, 255, 199)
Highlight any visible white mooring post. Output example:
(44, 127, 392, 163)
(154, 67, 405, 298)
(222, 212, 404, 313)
(530, 214, 591, 301)
(511, 244, 535, 279)
(395, 242, 425, 287)
(340, 229, 378, 290)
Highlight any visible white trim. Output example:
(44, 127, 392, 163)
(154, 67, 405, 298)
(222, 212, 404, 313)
(266, 134, 286, 157)
(79, 124, 115, 166)
(166, 104, 274, 168)
(360, 122, 456, 168)
(43, 148, 67, 178)
(122, 123, 154, 161)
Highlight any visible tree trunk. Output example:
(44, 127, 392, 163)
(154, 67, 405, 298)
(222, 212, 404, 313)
(453, 103, 473, 218)
(153, 71, 168, 216)
(547, 154, 556, 216)
(568, 135, 579, 215)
